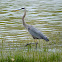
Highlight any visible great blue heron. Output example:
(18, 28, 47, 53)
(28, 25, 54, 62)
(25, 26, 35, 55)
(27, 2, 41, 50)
(15, 8, 49, 49)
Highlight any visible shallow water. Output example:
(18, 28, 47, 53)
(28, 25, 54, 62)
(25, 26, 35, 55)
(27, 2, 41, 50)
(0, 0, 62, 51)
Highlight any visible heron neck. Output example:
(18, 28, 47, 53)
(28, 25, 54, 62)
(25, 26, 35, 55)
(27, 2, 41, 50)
(22, 9, 27, 28)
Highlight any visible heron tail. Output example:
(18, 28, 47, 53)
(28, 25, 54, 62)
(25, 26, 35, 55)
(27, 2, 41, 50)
(45, 38, 49, 41)
(43, 36, 49, 41)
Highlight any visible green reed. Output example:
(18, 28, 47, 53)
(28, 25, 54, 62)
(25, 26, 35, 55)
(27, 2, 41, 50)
(0, 48, 62, 62)
(0, 40, 62, 62)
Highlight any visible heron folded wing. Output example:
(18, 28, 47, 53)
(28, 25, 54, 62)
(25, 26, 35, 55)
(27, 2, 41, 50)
(28, 25, 49, 41)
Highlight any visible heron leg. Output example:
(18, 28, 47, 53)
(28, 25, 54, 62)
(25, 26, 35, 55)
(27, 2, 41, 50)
(25, 43, 37, 46)
(25, 42, 38, 49)
(25, 43, 31, 46)
(36, 42, 38, 50)
(25, 40, 38, 50)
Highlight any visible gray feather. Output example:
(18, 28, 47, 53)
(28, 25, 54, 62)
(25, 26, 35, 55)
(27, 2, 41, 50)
(27, 25, 49, 41)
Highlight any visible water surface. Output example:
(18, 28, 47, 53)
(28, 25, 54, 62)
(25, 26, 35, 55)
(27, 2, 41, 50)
(0, 0, 62, 51)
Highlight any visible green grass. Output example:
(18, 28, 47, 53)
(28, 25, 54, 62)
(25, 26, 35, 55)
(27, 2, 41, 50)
(0, 40, 62, 62)
(0, 48, 62, 62)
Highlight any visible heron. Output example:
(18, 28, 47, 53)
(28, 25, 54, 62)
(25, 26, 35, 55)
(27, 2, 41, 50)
(15, 8, 49, 49)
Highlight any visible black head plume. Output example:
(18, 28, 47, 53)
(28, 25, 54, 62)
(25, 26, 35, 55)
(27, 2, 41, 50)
(21, 8, 25, 9)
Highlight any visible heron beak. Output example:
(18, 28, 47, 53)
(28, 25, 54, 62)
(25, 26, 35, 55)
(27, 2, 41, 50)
(14, 10, 20, 11)
(13, 9, 21, 11)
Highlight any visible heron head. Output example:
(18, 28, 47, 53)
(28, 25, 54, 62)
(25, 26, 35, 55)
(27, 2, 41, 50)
(21, 8, 25, 9)
(18, 8, 25, 10)
(13, 8, 25, 11)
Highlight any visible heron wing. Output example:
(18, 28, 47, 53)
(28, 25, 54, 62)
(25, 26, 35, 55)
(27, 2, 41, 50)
(28, 25, 49, 41)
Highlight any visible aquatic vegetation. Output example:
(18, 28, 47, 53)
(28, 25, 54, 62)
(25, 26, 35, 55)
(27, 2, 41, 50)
(0, 40, 62, 62)
(0, 47, 62, 62)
